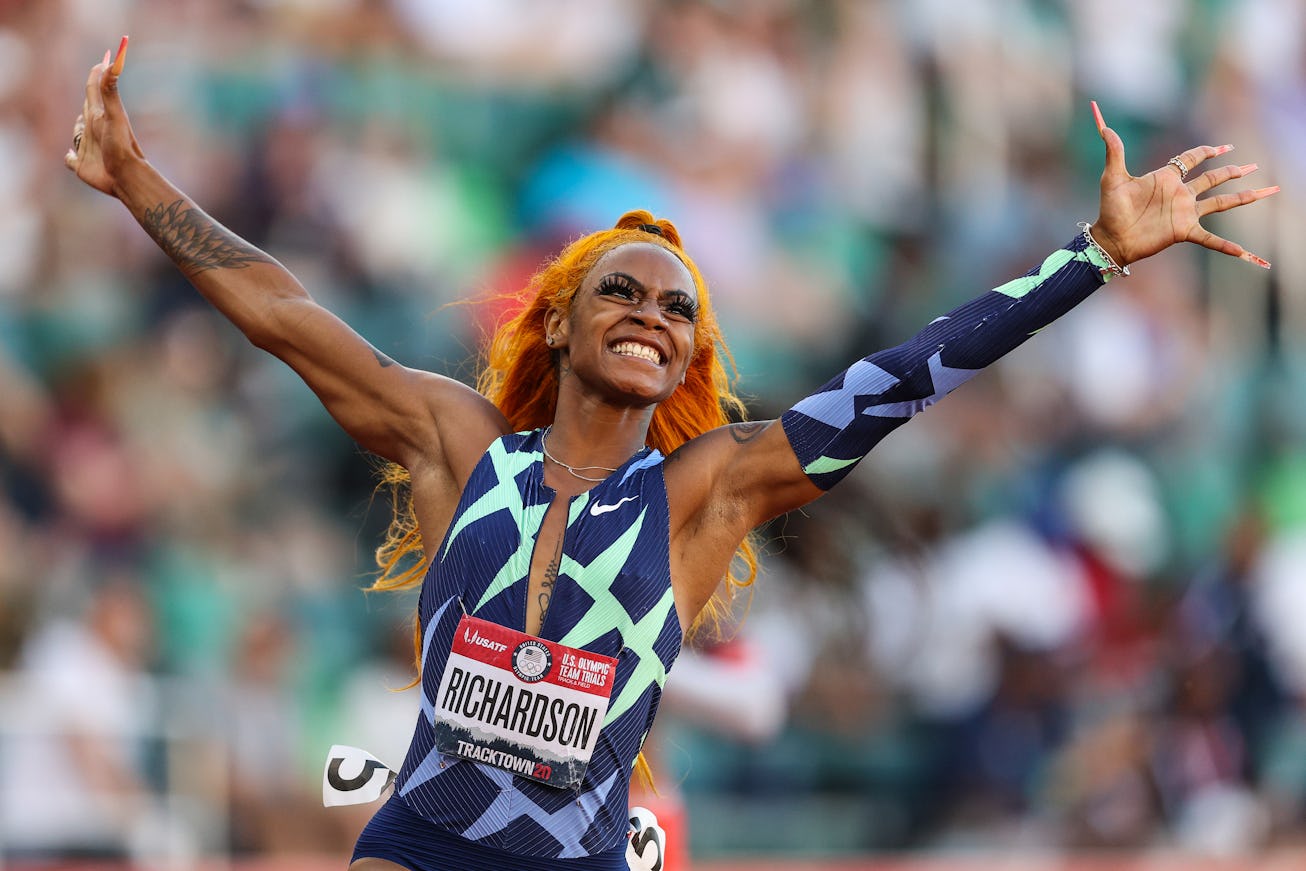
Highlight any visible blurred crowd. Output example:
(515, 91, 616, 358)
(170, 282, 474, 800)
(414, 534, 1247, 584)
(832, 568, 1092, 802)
(2, 0, 1306, 864)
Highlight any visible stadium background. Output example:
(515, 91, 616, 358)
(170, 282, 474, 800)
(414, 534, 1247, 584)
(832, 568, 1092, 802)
(2, 0, 1306, 867)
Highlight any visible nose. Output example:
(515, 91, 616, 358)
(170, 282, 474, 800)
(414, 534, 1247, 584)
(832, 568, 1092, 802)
(630, 300, 667, 330)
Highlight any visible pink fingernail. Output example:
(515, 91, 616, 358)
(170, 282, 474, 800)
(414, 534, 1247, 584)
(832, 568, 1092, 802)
(1255, 185, 1281, 196)
(102, 50, 111, 65)
(1090, 100, 1106, 135)
(1214, 144, 1235, 156)
(1237, 163, 1259, 175)
(1240, 252, 1271, 269)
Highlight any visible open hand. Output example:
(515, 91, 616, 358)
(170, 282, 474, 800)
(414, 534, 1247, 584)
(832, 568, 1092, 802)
(1089, 101, 1277, 270)
(64, 36, 144, 197)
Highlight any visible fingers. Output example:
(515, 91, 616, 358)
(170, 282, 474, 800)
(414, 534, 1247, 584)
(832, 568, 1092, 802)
(1190, 226, 1272, 269)
(1092, 101, 1128, 183)
(1172, 143, 1234, 178)
(1190, 225, 1243, 258)
(75, 38, 130, 165)
(1181, 151, 1278, 268)
(1197, 184, 1280, 218)
(84, 59, 103, 114)
(100, 36, 130, 122)
(85, 51, 111, 119)
(1188, 162, 1257, 196)
(84, 38, 127, 113)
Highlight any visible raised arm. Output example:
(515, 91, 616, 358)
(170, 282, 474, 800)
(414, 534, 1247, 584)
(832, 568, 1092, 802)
(667, 102, 1277, 617)
(64, 42, 506, 483)
(773, 102, 1277, 498)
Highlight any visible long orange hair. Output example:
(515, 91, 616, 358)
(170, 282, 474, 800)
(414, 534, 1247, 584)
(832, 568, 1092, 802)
(371, 212, 759, 784)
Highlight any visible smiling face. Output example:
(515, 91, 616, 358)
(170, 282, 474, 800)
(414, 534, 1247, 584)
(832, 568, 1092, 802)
(547, 242, 699, 407)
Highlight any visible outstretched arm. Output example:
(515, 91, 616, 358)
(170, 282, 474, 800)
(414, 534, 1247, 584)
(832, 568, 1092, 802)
(779, 101, 1277, 495)
(669, 102, 1278, 593)
(64, 41, 506, 481)
(780, 231, 1113, 490)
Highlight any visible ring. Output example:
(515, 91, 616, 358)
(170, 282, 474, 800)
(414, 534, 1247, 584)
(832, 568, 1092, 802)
(73, 131, 82, 151)
(1166, 155, 1189, 178)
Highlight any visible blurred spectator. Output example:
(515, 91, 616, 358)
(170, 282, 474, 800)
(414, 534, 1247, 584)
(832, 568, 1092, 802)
(0, 572, 179, 861)
(220, 608, 326, 855)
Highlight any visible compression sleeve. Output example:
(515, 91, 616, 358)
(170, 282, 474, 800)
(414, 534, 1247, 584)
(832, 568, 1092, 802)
(781, 233, 1120, 490)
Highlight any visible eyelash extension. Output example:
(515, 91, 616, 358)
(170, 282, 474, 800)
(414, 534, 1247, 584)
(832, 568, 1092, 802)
(667, 298, 699, 322)
(596, 275, 698, 322)
(595, 274, 640, 298)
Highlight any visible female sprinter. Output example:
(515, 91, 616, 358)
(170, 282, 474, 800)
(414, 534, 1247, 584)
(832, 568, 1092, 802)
(66, 41, 1276, 871)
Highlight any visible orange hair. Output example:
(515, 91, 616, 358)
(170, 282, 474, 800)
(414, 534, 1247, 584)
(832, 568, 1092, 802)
(371, 211, 760, 778)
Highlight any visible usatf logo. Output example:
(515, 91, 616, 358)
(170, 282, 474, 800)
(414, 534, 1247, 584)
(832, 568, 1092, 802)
(512, 639, 552, 683)
(463, 626, 508, 653)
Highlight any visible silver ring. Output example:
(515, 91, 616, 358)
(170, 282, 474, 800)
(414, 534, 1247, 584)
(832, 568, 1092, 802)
(1166, 156, 1189, 178)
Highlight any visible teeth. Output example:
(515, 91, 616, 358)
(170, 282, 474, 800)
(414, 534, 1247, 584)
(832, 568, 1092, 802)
(611, 341, 662, 364)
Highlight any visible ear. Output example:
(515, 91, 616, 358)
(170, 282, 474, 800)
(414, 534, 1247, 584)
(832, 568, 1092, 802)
(543, 306, 569, 349)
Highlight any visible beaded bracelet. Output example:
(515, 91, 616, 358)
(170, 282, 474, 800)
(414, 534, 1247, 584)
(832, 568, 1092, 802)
(1078, 221, 1130, 277)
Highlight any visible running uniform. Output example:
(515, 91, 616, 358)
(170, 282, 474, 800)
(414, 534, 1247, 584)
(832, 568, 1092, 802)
(355, 430, 679, 869)
(354, 235, 1114, 868)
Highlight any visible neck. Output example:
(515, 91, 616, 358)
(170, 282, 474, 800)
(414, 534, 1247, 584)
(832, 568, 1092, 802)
(545, 396, 655, 471)
(542, 424, 648, 472)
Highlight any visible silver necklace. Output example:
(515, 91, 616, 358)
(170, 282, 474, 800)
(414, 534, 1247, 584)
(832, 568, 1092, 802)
(540, 426, 623, 482)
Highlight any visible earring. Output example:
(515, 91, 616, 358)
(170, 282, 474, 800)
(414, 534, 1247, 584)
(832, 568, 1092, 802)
(546, 335, 554, 346)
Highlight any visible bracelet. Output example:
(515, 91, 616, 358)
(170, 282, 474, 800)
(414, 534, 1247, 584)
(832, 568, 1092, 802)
(1078, 222, 1130, 277)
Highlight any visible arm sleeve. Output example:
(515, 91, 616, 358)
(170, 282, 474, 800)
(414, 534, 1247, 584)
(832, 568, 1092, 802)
(781, 233, 1118, 491)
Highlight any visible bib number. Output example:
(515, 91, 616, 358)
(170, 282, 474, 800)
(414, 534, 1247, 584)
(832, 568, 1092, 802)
(432, 615, 618, 789)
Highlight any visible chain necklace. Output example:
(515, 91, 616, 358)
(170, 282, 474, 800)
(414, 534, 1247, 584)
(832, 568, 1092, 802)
(540, 426, 624, 483)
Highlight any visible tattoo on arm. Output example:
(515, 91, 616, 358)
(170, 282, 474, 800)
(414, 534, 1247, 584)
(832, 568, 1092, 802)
(372, 347, 396, 368)
(142, 199, 275, 276)
(728, 421, 769, 444)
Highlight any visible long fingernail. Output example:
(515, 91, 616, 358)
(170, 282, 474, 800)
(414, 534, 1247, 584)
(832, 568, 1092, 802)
(1237, 163, 1259, 175)
(1090, 100, 1105, 135)
(1240, 252, 1271, 269)
(102, 50, 111, 66)
(1254, 185, 1281, 197)
(111, 35, 129, 76)
(1214, 144, 1235, 156)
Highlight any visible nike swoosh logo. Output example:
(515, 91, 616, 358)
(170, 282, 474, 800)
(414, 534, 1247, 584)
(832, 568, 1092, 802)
(589, 496, 637, 516)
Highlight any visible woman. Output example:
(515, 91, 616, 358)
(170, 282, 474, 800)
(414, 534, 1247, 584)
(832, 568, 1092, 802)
(67, 41, 1275, 871)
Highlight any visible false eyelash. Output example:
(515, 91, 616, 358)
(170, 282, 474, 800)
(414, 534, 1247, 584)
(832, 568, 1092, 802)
(596, 274, 698, 322)
(596, 274, 640, 298)
(667, 298, 699, 322)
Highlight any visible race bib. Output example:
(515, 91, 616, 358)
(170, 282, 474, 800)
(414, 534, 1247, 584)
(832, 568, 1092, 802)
(432, 615, 617, 789)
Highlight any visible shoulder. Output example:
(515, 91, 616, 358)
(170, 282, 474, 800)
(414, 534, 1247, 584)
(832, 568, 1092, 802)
(663, 421, 772, 485)
(665, 418, 821, 538)
(404, 374, 511, 484)
(663, 422, 772, 522)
